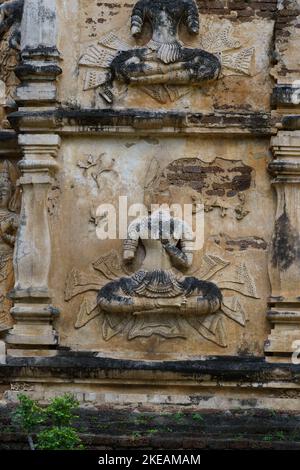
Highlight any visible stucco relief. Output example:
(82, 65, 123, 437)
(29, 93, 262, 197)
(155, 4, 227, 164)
(77, 153, 120, 198)
(63, 148, 262, 348)
(79, 0, 254, 104)
(0, 159, 20, 333)
(65, 246, 259, 347)
(0, 0, 23, 119)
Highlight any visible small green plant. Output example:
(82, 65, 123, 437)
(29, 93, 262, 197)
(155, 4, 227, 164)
(165, 427, 173, 433)
(12, 394, 44, 450)
(131, 431, 142, 439)
(262, 435, 273, 442)
(97, 423, 110, 431)
(45, 394, 79, 427)
(134, 416, 148, 425)
(146, 428, 158, 435)
(275, 431, 286, 441)
(192, 413, 204, 422)
(262, 431, 286, 442)
(174, 412, 184, 422)
(290, 430, 300, 442)
(12, 393, 84, 451)
(36, 427, 84, 450)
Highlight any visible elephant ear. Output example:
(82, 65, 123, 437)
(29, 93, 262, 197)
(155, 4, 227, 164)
(193, 254, 230, 280)
(75, 299, 100, 329)
(217, 262, 260, 299)
(79, 28, 132, 93)
(186, 312, 227, 348)
(93, 249, 128, 279)
(221, 297, 247, 327)
(65, 268, 101, 301)
(102, 313, 130, 341)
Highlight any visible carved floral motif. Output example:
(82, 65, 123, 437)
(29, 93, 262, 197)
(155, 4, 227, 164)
(77, 153, 119, 195)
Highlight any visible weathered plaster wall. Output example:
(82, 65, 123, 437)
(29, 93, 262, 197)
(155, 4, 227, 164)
(47, 135, 273, 359)
(38, 0, 277, 359)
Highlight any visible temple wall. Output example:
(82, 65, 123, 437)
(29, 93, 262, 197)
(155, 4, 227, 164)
(1, 0, 300, 410)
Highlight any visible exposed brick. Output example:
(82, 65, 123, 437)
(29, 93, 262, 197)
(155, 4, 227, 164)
(195, 0, 278, 21)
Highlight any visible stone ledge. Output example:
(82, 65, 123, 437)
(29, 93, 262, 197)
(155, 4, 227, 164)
(1, 355, 300, 410)
(281, 115, 300, 130)
(1, 353, 300, 383)
(272, 85, 300, 108)
(0, 130, 21, 157)
(8, 108, 275, 136)
(0, 130, 18, 142)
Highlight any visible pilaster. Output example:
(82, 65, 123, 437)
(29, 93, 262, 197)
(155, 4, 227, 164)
(6, 134, 60, 348)
(265, 132, 300, 361)
(5, 0, 61, 352)
(15, 0, 61, 109)
(265, 0, 300, 362)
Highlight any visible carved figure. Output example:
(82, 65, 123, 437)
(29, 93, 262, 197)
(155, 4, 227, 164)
(97, 207, 222, 318)
(0, 160, 20, 332)
(0, 0, 23, 50)
(66, 155, 260, 346)
(80, 4, 254, 104)
(110, 0, 221, 87)
(0, 0, 23, 112)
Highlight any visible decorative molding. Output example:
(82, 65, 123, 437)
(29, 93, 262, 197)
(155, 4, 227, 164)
(8, 108, 274, 136)
(15, 0, 61, 108)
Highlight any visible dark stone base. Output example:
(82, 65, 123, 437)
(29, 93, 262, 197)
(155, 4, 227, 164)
(2, 405, 300, 450)
(2, 352, 300, 382)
